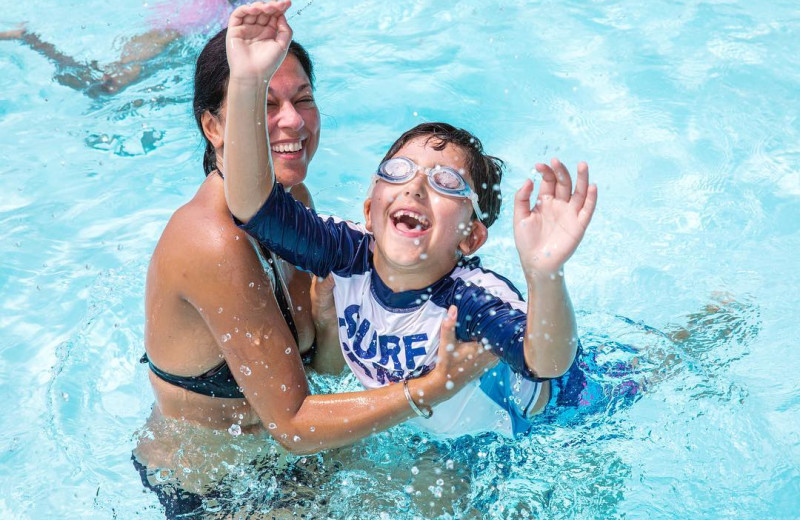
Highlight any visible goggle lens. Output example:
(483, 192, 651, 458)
(431, 168, 465, 191)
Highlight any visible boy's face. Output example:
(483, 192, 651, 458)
(364, 137, 487, 283)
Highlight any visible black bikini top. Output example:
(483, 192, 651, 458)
(142, 181, 301, 399)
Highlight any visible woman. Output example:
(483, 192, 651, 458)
(134, 25, 493, 519)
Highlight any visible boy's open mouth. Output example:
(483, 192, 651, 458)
(391, 209, 431, 233)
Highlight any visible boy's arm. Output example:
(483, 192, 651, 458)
(513, 159, 597, 379)
(223, 2, 291, 223)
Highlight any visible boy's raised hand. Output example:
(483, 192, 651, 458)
(226, 1, 293, 81)
(513, 159, 597, 277)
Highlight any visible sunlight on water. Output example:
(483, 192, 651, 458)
(1, 0, 798, 518)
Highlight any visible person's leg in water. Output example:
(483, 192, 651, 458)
(0, 25, 182, 97)
(534, 292, 757, 426)
(0, 1, 234, 97)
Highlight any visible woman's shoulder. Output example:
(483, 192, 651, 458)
(155, 181, 253, 270)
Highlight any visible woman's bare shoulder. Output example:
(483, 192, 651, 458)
(152, 183, 256, 277)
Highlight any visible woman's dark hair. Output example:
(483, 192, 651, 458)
(193, 28, 315, 176)
(381, 122, 505, 227)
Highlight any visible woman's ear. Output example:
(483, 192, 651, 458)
(458, 219, 488, 256)
(201, 111, 225, 150)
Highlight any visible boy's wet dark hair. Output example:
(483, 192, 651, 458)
(193, 28, 315, 176)
(381, 122, 505, 227)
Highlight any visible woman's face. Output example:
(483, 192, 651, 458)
(266, 54, 320, 188)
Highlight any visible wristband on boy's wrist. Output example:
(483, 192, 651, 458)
(403, 379, 433, 419)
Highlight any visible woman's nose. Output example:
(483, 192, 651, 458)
(276, 102, 304, 131)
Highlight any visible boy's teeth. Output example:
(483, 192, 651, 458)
(391, 210, 430, 231)
(271, 141, 302, 153)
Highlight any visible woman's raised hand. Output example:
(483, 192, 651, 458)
(226, 1, 293, 81)
(513, 159, 597, 277)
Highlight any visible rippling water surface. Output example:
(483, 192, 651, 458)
(1, 0, 799, 518)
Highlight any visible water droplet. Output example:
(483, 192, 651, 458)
(62, 392, 69, 401)
(248, 282, 255, 288)
(411, 466, 419, 475)
(228, 424, 242, 436)
(436, 478, 444, 486)
(293, 435, 302, 442)
(281, 384, 287, 392)
(239, 365, 251, 376)
(268, 423, 277, 430)
(154, 468, 172, 483)
(309, 426, 316, 432)
(221, 333, 231, 343)
(413, 239, 420, 246)
(445, 343, 455, 352)
(445, 381, 454, 390)
(285, 347, 291, 354)
(445, 459, 454, 470)
(217, 307, 223, 314)
(419, 253, 428, 260)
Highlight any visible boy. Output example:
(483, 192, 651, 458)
(223, 2, 597, 436)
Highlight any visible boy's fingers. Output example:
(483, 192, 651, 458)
(513, 179, 534, 223)
(551, 158, 573, 201)
(578, 184, 598, 228)
(569, 161, 589, 211)
(276, 14, 293, 47)
(535, 162, 557, 201)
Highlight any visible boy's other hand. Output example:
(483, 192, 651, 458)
(513, 158, 597, 277)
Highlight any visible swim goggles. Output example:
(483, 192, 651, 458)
(366, 157, 483, 221)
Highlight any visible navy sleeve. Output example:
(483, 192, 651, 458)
(451, 279, 551, 382)
(237, 183, 372, 278)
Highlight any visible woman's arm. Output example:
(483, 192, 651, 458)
(185, 223, 491, 455)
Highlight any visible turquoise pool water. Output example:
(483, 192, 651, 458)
(1, 0, 799, 518)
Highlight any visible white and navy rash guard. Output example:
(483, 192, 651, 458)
(239, 183, 543, 436)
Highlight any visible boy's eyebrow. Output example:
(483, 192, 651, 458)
(267, 83, 313, 96)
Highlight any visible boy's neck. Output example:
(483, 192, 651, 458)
(373, 252, 460, 293)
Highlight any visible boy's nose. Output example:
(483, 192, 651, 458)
(403, 171, 428, 199)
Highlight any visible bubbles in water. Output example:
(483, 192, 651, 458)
(239, 365, 251, 376)
(411, 466, 420, 475)
(445, 381, 454, 390)
(228, 424, 242, 436)
(62, 392, 69, 401)
(445, 459, 454, 470)
(154, 469, 172, 483)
